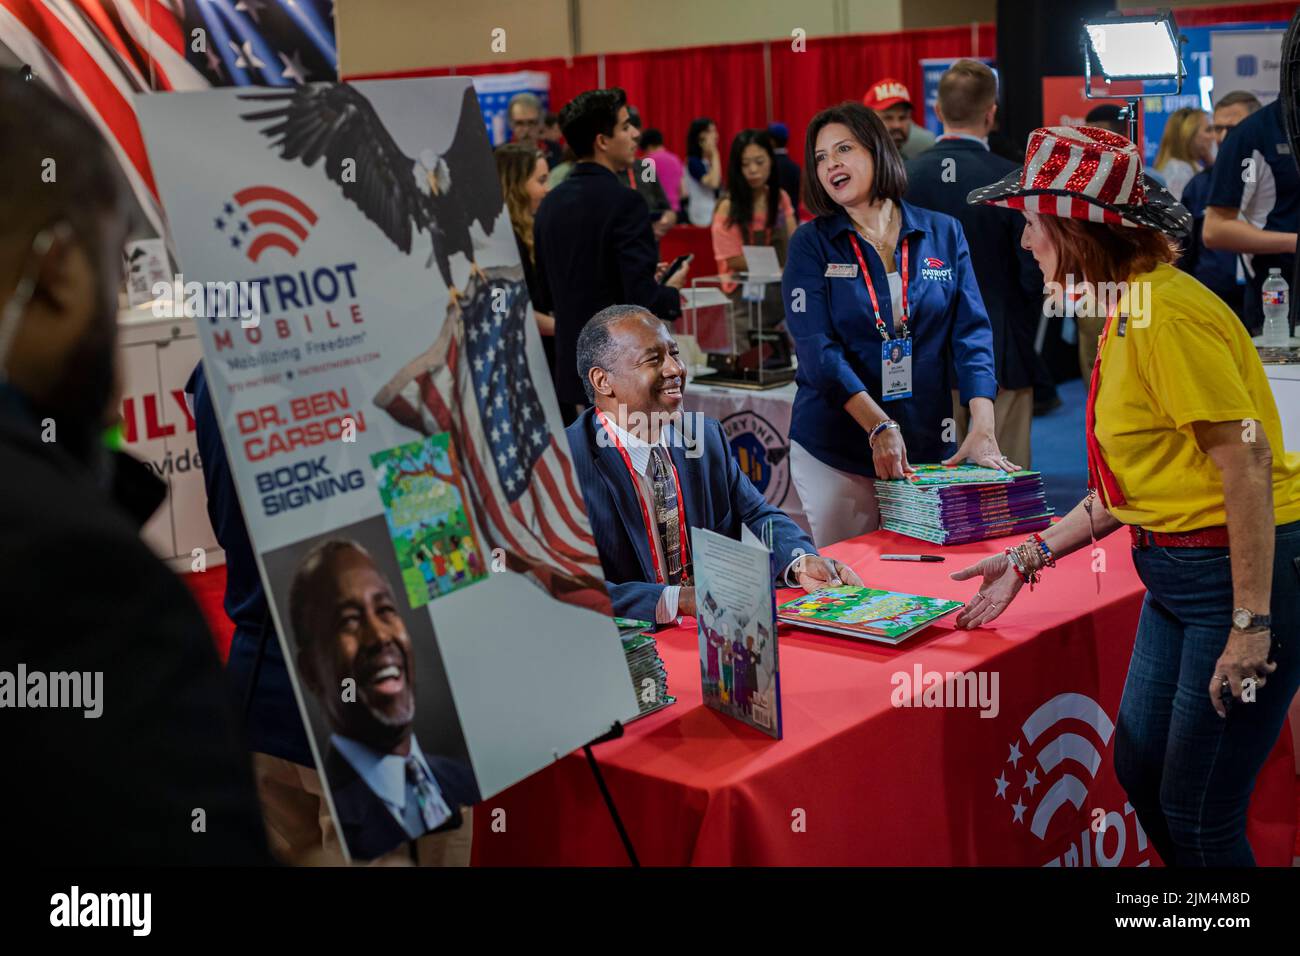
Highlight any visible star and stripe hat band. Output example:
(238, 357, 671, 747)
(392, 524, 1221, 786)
(967, 125, 1192, 239)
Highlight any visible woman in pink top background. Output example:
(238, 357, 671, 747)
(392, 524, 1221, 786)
(639, 128, 685, 214)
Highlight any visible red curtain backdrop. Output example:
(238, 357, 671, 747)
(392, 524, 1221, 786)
(770, 24, 996, 180)
(606, 41, 769, 165)
(342, 2, 1289, 171)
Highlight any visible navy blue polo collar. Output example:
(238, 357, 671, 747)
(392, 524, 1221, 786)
(827, 200, 928, 243)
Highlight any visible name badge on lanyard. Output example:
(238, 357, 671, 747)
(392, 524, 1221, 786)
(881, 337, 913, 399)
(848, 232, 912, 401)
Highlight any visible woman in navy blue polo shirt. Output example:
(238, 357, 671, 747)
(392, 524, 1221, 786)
(781, 101, 1014, 546)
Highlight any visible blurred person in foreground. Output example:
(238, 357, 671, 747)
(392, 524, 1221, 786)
(957, 125, 1300, 866)
(0, 69, 268, 863)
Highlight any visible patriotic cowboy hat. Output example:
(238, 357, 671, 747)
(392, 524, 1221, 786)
(967, 125, 1191, 239)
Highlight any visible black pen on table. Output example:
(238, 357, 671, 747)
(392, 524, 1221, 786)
(880, 554, 945, 562)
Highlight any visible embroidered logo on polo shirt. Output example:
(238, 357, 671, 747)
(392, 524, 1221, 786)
(920, 257, 953, 282)
(825, 263, 858, 278)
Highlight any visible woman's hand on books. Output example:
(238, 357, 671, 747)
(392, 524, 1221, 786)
(942, 428, 1020, 473)
(949, 552, 1023, 629)
(872, 426, 915, 480)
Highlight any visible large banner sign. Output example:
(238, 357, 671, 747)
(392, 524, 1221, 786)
(136, 78, 636, 862)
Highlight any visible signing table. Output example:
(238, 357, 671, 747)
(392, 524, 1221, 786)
(471, 530, 1297, 866)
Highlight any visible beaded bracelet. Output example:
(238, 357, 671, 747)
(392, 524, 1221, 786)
(868, 419, 899, 449)
(1030, 532, 1056, 569)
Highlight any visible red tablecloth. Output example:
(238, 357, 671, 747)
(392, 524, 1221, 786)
(471, 530, 1297, 866)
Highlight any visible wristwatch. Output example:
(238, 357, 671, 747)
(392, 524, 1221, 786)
(1231, 607, 1271, 631)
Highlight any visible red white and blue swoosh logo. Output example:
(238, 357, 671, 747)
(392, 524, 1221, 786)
(215, 186, 318, 262)
(920, 255, 953, 282)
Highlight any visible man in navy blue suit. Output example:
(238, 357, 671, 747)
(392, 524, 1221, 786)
(566, 305, 862, 624)
(289, 539, 480, 861)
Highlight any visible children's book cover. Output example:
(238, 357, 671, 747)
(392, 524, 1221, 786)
(371, 433, 488, 608)
(693, 525, 782, 738)
(778, 585, 962, 644)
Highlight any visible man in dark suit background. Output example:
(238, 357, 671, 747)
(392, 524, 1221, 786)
(904, 59, 1042, 466)
(534, 88, 689, 422)
(0, 70, 268, 864)
(289, 539, 478, 862)
(566, 306, 861, 623)
(768, 122, 802, 219)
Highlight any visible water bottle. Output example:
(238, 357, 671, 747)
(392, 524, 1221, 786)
(1261, 268, 1290, 347)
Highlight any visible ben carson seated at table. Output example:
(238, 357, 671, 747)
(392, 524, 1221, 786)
(288, 539, 479, 861)
(566, 305, 862, 623)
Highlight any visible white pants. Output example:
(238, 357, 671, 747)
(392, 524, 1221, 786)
(789, 441, 880, 549)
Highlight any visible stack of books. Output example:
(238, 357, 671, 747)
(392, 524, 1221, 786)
(616, 618, 675, 721)
(873, 464, 1053, 545)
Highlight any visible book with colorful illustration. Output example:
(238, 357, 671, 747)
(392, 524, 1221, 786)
(693, 524, 783, 738)
(777, 585, 963, 644)
(371, 433, 489, 608)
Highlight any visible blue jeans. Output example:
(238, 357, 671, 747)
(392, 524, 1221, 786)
(1114, 519, 1300, 866)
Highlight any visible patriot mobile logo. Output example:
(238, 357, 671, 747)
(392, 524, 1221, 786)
(992, 692, 1152, 867)
(920, 256, 953, 281)
(202, 183, 364, 352)
(215, 185, 319, 262)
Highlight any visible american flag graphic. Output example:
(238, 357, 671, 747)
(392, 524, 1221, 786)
(0, 0, 335, 240)
(374, 269, 611, 613)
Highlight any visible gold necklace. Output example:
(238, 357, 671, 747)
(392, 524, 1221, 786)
(854, 201, 895, 258)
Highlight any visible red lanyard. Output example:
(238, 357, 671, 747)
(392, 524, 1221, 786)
(848, 231, 909, 340)
(1084, 306, 1128, 509)
(596, 409, 690, 585)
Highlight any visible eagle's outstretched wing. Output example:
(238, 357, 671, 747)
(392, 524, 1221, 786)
(439, 85, 504, 236)
(238, 84, 431, 254)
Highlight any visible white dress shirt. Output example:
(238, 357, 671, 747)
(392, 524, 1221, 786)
(602, 416, 807, 623)
(331, 732, 452, 837)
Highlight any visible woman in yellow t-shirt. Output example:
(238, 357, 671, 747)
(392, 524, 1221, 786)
(952, 127, 1300, 867)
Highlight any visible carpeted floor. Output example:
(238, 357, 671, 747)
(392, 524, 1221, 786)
(1031, 378, 1088, 517)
